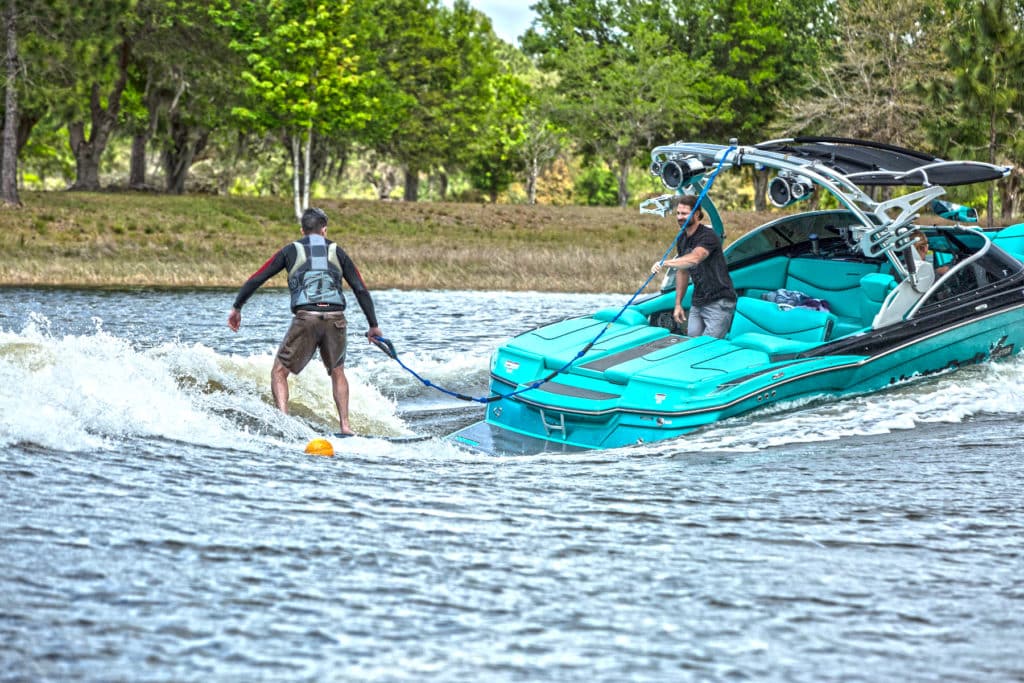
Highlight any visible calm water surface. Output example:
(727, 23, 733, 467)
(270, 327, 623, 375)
(1, 287, 1022, 682)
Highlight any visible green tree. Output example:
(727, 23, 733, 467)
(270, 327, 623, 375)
(666, 0, 834, 142)
(464, 71, 528, 202)
(657, 0, 835, 209)
(460, 41, 537, 203)
(360, 0, 502, 201)
(517, 91, 567, 205)
(117, 0, 239, 193)
(57, 0, 141, 190)
(213, 0, 370, 220)
(2, 1, 80, 193)
(939, 0, 1024, 222)
(527, 3, 711, 207)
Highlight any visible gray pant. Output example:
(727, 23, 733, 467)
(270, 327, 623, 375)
(688, 298, 736, 339)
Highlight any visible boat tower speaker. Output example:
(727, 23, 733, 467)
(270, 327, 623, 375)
(768, 174, 813, 207)
(657, 156, 706, 190)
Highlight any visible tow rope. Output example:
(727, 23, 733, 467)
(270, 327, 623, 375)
(371, 146, 738, 404)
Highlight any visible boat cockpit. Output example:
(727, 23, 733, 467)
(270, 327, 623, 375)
(642, 208, 1024, 348)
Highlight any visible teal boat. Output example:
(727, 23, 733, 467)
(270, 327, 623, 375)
(449, 138, 1024, 454)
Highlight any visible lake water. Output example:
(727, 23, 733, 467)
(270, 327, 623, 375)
(1, 286, 1022, 682)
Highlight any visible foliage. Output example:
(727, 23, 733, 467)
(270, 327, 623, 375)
(464, 72, 529, 202)
(3, 0, 1024, 214)
(126, 0, 240, 192)
(574, 164, 619, 206)
(937, 0, 1024, 222)
(41, 0, 141, 190)
(664, 0, 837, 142)
(782, 0, 948, 148)
(526, 2, 712, 207)
(211, 0, 371, 217)
(356, 0, 504, 201)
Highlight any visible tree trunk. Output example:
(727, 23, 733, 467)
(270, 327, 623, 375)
(437, 171, 448, 200)
(403, 167, 420, 202)
(616, 158, 630, 208)
(526, 157, 539, 205)
(161, 113, 207, 195)
(998, 173, 1021, 223)
(68, 121, 103, 190)
(68, 41, 131, 191)
(16, 109, 37, 155)
(2, 0, 20, 207)
(752, 168, 768, 211)
(987, 111, 997, 228)
(162, 133, 206, 195)
(364, 162, 398, 200)
(302, 126, 312, 211)
(129, 133, 147, 188)
(291, 135, 302, 221)
(128, 75, 167, 189)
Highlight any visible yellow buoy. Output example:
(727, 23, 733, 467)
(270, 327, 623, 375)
(304, 438, 334, 457)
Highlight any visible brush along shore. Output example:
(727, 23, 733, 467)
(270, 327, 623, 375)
(0, 192, 774, 293)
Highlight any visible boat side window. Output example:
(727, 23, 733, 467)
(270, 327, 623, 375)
(919, 244, 1022, 312)
(979, 242, 1024, 280)
(931, 265, 981, 301)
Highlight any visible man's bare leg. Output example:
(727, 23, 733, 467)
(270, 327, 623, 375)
(330, 365, 353, 435)
(271, 359, 291, 413)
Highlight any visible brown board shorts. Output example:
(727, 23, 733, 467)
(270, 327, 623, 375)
(276, 310, 347, 374)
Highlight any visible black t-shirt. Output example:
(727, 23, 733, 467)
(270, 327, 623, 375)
(675, 223, 736, 306)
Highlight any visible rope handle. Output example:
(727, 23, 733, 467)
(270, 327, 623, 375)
(369, 335, 397, 359)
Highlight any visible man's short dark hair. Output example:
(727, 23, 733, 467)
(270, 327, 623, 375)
(301, 207, 328, 233)
(675, 194, 704, 217)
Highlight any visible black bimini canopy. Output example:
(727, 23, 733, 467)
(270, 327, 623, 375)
(755, 136, 1009, 186)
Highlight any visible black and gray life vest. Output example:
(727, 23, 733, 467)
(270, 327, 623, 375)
(287, 234, 345, 308)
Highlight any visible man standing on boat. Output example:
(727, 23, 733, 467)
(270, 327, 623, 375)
(227, 207, 383, 436)
(651, 194, 737, 338)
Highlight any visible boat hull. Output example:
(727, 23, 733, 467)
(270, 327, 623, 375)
(449, 302, 1024, 454)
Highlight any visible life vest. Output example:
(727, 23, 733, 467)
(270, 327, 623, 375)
(287, 234, 345, 308)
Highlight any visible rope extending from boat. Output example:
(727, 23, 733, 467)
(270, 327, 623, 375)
(372, 146, 739, 404)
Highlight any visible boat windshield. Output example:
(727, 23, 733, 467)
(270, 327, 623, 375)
(725, 210, 867, 266)
(916, 228, 1024, 314)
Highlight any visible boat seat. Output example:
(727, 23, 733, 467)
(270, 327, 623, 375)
(593, 307, 648, 326)
(729, 333, 824, 356)
(727, 296, 837, 343)
(858, 273, 897, 326)
(784, 258, 884, 321)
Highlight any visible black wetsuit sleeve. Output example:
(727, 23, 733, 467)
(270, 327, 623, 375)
(338, 251, 379, 328)
(232, 246, 290, 309)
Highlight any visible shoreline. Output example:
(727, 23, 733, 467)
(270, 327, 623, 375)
(0, 191, 776, 294)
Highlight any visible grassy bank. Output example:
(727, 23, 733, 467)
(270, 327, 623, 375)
(0, 191, 774, 293)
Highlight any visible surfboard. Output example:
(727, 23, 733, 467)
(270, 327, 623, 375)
(331, 432, 433, 443)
